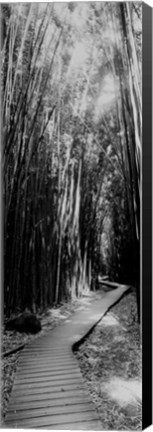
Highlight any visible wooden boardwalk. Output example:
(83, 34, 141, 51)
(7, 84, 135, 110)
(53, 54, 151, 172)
(4, 285, 129, 429)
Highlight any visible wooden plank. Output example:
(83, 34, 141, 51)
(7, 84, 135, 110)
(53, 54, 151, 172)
(14, 377, 85, 391)
(19, 359, 73, 366)
(19, 359, 76, 367)
(23, 346, 72, 352)
(14, 371, 82, 384)
(23, 349, 71, 355)
(18, 363, 76, 370)
(24, 346, 69, 352)
(13, 377, 84, 390)
(21, 353, 72, 359)
(19, 357, 73, 362)
(21, 351, 69, 357)
(19, 358, 78, 366)
(18, 361, 76, 368)
(23, 345, 71, 350)
(11, 382, 85, 397)
(17, 364, 77, 373)
(19, 357, 74, 364)
(39, 420, 102, 430)
(16, 367, 80, 377)
(13, 369, 80, 379)
(5, 410, 99, 428)
(22, 350, 70, 354)
(8, 389, 89, 404)
(8, 395, 92, 411)
(21, 352, 74, 360)
(22, 349, 71, 354)
(16, 368, 78, 377)
(6, 402, 95, 421)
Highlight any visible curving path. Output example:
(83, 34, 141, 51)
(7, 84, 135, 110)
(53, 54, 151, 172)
(4, 285, 129, 430)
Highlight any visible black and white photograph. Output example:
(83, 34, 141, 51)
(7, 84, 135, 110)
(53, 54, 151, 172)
(1, 2, 144, 430)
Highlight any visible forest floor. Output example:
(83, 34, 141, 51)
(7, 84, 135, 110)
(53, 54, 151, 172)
(74, 290, 142, 430)
(1, 288, 141, 430)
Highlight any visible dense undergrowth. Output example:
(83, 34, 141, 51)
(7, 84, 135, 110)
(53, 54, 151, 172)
(75, 290, 142, 430)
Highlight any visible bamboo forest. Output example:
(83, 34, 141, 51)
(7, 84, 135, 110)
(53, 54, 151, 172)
(2, 3, 142, 430)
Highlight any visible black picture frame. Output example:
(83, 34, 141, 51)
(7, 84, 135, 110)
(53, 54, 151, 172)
(142, 2, 152, 429)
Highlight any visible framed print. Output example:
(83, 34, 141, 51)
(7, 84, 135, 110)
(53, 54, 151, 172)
(0, 2, 152, 430)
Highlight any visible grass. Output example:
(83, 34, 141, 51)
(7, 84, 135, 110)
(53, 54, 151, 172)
(74, 290, 142, 430)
